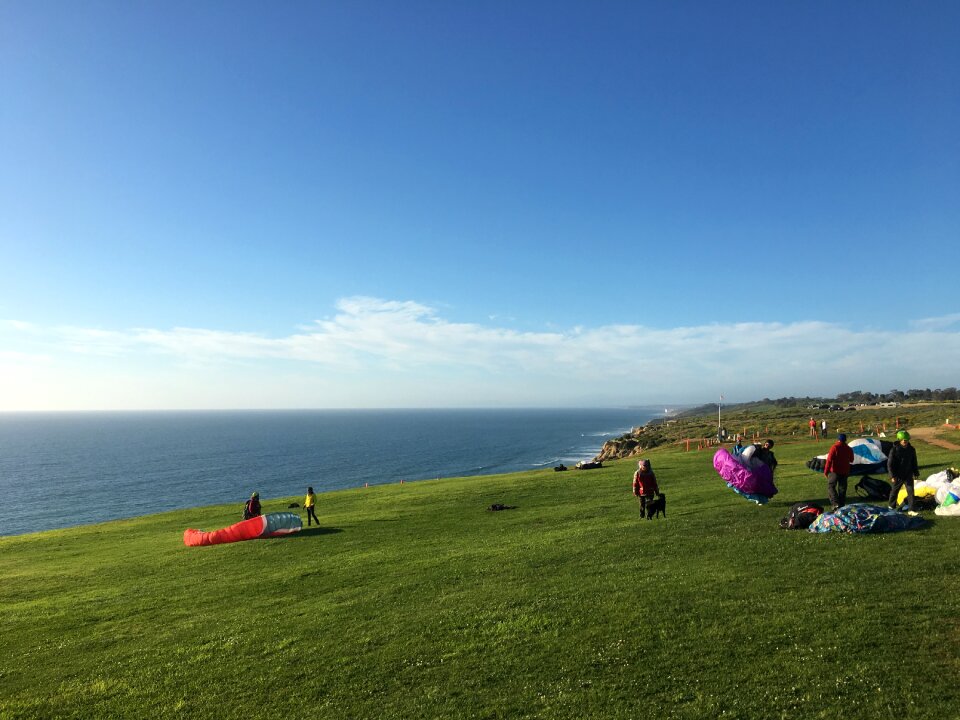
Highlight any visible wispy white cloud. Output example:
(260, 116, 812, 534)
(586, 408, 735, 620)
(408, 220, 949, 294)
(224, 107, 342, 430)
(910, 314, 960, 332)
(3, 300, 959, 409)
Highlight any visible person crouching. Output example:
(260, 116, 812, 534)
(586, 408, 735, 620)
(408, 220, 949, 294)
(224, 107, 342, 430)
(632, 459, 659, 519)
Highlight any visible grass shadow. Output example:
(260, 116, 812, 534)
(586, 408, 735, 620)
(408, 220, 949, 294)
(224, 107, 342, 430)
(297, 527, 344, 537)
(910, 519, 937, 533)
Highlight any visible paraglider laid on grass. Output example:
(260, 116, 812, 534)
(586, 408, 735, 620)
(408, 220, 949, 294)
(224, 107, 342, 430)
(808, 504, 925, 533)
(805, 438, 891, 475)
(906, 468, 960, 516)
(183, 512, 303, 547)
(713, 445, 778, 504)
(936, 484, 960, 516)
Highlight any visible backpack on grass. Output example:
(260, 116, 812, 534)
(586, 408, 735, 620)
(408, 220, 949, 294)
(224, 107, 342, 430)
(855, 476, 892, 501)
(779, 502, 824, 530)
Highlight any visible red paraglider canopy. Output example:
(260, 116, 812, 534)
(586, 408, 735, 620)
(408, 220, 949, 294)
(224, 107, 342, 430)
(183, 512, 302, 547)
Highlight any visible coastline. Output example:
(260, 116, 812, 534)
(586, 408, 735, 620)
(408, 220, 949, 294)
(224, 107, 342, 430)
(0, 407, 658, 537)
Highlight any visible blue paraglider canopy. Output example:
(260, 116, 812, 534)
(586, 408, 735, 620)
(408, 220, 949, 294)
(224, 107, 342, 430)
(805, 437, 891, 475)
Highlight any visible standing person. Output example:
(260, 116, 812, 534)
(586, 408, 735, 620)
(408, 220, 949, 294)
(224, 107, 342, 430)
(243, 492, 262, 520)
(821, 419, 828, 436)
(754, 439, 778, 474)
(888, 430, 920, 513)
(808, 418, 817, 437)
(304, 486, 320, 527)
(632, 459, 659, 519)
(824, 433, 854, 511)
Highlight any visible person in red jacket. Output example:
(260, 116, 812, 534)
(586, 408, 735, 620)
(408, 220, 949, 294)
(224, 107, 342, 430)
(632, 459, 659, 518)
(824, 433, 854, 511)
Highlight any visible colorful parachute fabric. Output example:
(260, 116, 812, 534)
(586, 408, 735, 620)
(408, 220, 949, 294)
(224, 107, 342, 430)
(713, 447, 778, 504)
(183, 511, 303, 547)
(808, 503, 926, 534)
(887, 469, 960, 514)
(932, 470, 960, 516)
(805, 438, 890, 475)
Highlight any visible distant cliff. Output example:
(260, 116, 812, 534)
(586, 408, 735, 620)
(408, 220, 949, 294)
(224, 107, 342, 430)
(594, 419, 674, 461)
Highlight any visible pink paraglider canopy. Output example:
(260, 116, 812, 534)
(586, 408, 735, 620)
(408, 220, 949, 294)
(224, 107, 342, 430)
(713, 447, 778, 501)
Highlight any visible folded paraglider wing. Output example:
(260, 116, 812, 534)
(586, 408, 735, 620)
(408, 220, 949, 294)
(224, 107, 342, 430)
(183, 512, 302, 547)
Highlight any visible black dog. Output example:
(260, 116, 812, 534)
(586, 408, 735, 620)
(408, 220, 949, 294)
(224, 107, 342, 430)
(645, 493, 666, 520)
(287, 502, 299, 509)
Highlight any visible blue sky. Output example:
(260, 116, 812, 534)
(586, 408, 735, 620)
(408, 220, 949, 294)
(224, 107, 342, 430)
(1, 1, 958, 410)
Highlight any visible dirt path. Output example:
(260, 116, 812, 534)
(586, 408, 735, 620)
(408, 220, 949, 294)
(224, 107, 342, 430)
(908, 426, 960, 451)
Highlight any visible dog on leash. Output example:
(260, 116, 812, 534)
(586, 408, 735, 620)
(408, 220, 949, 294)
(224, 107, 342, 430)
(645, 492, 666, 520)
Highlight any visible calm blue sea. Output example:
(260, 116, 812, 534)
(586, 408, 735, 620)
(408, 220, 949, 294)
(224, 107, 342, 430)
(0, 407, 661, 537)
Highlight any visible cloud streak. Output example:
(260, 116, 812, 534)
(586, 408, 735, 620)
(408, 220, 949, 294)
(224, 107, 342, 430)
(2, 299, 959, 409)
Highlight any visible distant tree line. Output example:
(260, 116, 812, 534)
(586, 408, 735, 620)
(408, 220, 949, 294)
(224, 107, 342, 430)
(681, 388, 959, 420)
(757, 388, 959, 406)
(837, 388, 959, 402)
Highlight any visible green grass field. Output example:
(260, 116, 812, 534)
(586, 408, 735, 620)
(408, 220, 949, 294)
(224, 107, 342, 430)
(3, 436, 959, 719)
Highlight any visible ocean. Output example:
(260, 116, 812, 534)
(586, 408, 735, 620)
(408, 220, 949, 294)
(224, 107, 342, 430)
(0, 407, 661, 537)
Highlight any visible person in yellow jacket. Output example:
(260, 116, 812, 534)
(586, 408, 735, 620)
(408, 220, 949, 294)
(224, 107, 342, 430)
(304, 486, 320, 526)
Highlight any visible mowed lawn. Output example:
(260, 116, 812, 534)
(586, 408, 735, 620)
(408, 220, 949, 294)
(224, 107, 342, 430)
(2, 437, 959, 719)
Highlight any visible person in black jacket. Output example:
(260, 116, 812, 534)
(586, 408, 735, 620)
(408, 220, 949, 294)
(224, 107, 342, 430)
(243, 491, 262, 520)
(754, 439, 778, 474)
(887, 430, 920, 512)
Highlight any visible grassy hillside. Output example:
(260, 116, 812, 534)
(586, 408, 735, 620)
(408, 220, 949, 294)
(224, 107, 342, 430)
(3, 433, 960, 719)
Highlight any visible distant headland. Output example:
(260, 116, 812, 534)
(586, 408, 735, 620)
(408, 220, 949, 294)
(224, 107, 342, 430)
(594, 390, 960, 462)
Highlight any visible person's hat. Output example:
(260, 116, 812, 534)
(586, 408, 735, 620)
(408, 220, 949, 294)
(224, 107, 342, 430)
(896, 430, 910, 441)
(838, 433, 847, 442)
(251, 491, 259, 498)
